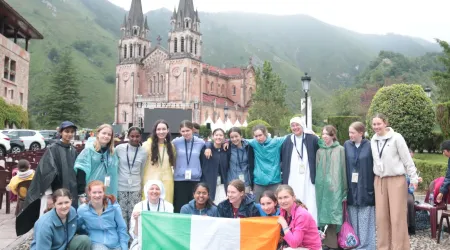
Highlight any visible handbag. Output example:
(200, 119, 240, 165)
(337, 201, 360, 249)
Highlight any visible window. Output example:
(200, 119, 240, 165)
(186, 21, 189, 28)
(20, 92, 23, 105)
(138, 44, 141, 56)
(174, 38, 178, 53)
(195, 40, 197, 55)
(10, 89, 14, 99)
(143, 46, 146, 56)
(3, 57, 16, 82)
(124, 45, 127, 59)
(221, 85, 224, 95)
(232, 86, 236, 95)
(181, 37, 185, 52)
(123, 111, 127, 122)
(210, 82, 213, 91)
(3, 87, 6, 97)
(190, 38, 193, 53)
(130, 44, 133, 58)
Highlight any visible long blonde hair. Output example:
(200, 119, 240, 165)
(93, 124, 115, 154)
(275, 184, 308, 210)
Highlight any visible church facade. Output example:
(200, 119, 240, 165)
(114, 0, 256, 130)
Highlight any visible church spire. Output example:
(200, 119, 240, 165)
(176, 0, 196, 23)
(128, 0, 144, 28)
(122, 0, 148, 38)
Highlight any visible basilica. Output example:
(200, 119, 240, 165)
(114, 0, 256, 130)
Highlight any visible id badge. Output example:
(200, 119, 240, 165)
(238, 173, 245, 182)
(299, 163, 305, 174)
(128, 178, 132, 185)
(104, 176, 111, 187)
(352, 173, 359, 183)
(217, 176, 221, 185)
(185, 170, 192, 180)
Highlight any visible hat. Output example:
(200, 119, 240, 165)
(143, 180, 166, 200)
(59, 121, 78, 132)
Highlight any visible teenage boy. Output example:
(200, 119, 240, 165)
(437, 140, 450, 203)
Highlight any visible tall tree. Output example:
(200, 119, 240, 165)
(43, 50, 83, 127)
(433, 39, 450, 101)
(248, 61, 290, 130)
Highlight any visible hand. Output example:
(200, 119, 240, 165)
(412, 183, 418, 191)
(437, 193, 444, 203)
(132, 211, 141, 219)
(418, 177, 423, 183)
(78, 197, 87, 204)
(277, 216, 288, 229)
(205, 148, 212, 159)
(223, 142, 229, 151)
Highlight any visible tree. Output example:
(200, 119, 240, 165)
(248, 61, 289, 131)
(432, 39, 450, 101)
(367, 84, 434, 150)
(42, 51, 83, 127)
(330, 87, 364, 116)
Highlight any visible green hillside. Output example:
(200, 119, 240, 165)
(7, 0, 441, 127)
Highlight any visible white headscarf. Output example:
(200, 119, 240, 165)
(289, 116, 315, 135)
(143, 180, 166, 201)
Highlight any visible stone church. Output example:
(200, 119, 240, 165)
(114, 0, 256, 130)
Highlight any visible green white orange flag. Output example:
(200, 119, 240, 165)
(140, 212, 281, 250)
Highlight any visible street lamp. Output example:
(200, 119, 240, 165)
(301, 72, 311, 129)
(424, 86, 432, 98)
(224, 105, 229, 121)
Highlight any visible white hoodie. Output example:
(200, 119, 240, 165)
(371, 127, 418, 184)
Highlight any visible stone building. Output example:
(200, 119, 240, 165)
(0, 0, 43, 111)
(115, 0, 256, 130)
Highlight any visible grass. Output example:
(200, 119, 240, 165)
(414, 153, 448, 164)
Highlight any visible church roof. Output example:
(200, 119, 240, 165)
(202, 93, 241, 107)
(128, 0, 144, 28)
(203, 64, 244, 77)
(177, 0, 196, 20)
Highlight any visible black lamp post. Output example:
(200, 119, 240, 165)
(301, 73, 311, 129)
(424, 86, 432, 98)
(224, 105, 229, 121)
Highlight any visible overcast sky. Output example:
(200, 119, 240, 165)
(109, 0, 450, 42)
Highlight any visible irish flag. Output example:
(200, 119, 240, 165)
(140, 212, 280, 250)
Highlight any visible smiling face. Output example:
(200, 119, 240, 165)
(322, 128, 333, 145)
(372, 117, 387, 136)
(194, 186, 209, 206)
(147, 184, 161, 202)
(260, 196, 277, 215)
(156, 123, 169, 141)
(227, 185, 244, 205)
(97, 127, 113, 146)
(229, 131, 242, 146)
(290, 122, 303, 136)
(180, 126, 193, 140)
(54, 196, 72, 218)
(88, 185, 104, 206)
(253, 129, 266, 143)
(277, 190, 295, 212)
(61, 127, 75, 143)
(348, 126, 363, 142)
(213, 130, 225, 145)
(128, 129, 141, 147)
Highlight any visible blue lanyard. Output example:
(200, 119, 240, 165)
(101, 152, 109, 174)
(126, 145, 139, 173)
(185, 139, 194, 166)
(293, 135, 304, 160)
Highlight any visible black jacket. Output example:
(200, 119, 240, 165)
(217, 194, 260, 218)
(200, 145, 228, 201)
(16, 141, 78, 236)
(344, 139, 375, 206)
(226, 142, 255, 189)
(280, 134, 319, 184)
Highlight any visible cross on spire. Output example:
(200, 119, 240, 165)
(157, 35, 162, 45)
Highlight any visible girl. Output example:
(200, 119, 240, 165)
(115, 126, 148, 228)
(180, 182, 218, 216)
(227, 127, 254, 193)
(371, 114, 418, 250)
(77, 180, 129, 250)
(129, 180, 174, 250)
(217, 179, 260, 218)
(315, 125, 346, 250)
(256, 190, 280, 216)
(172, 120, 205, 212)
(31, 188, 91, 250)
(343, 122, 376, 249)
(142, 120, 175, 203)
(17, 121, 79, 236)
(201, 128, 228, 204)
(276, 185, 322, 250)
(75, 124, 119, 197)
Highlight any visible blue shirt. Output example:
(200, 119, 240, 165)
(256, 203, 280, 216)
(172, 136, 205, 181)
(229, 142, 250, 186)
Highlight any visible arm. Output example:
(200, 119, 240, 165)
(129, 204, 139, 239)
(396, 135, 418, 184)
(250, 203, 260, 217)
(439, 165, 450, 195)
(114, 205, 130, 250)
(283, 213, 307, 248)
(7, 177, 18, 194)
(340, 147, 347, 199)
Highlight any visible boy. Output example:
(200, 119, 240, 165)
(437, 140, 450, 203)
(6, 159, 34, 196)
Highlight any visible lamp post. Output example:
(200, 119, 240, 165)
(301, 73, 311, 129)
(424, 86, 432, 98)
(224, 105, 229, 122)
(194, 101, 199, 123)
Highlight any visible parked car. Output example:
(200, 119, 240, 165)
(0, 132, 11, 157)
(40, 130, 58, 146)
(5, 130, 46, 151)
(9, 138, 25, 154)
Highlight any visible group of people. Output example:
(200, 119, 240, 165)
(12, 112, 450, 250)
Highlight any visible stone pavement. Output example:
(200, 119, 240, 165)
(0, 200, 32, 250)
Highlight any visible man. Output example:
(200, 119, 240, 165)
(193, 122, 201, 138)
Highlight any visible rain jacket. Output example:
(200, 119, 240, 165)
(180, 199, 219, 217)
(217, 194, 260, 218)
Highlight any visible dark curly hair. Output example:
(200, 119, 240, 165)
(151, 119, 175, 166)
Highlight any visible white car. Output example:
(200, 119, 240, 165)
(5, 130, 46, 151)
(0, 132, 11, 156)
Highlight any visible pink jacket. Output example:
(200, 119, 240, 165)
(280, 203, 322, 250)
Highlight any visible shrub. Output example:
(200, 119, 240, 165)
(245, 120, 274, 138)
(327, 116, 362, 145)
(199, 125, 211, 139)
(413, 159, 448, 191)
(367, 84, 435, 150)
(104, 75, 116, 84)
(436, 101, 450, 139)
(417, 131, 444, 153)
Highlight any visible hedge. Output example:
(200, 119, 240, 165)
(436, 101, 450, 139)
(413, 159, 448, 192)
(0, 98, 28, 128)
(199, 125, 211, 139)
(327, 116, 362, 145)
(245, 120, 274, 138)
(417, 131, 444, 153)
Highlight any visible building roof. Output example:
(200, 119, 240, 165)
(202, 93, 240, 107)
(128, 0, 144, 29)
(203, 64, 244, 76)
(0, 0, 43, 40)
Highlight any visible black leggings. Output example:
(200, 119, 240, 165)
(174, 181, 199, 213)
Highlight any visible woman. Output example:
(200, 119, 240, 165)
(75, 124, 119, 197)
(371, 113, 418, 250)
(180, 182, 218, 216)
(31, 188, 91, 250)
(129, 180, 174, 250)
(77, 180, 129, 250)
(142, 120, 175, 203)
(227, 127, 255, 193)
(315, 125, 346, 250)
(172, 120, 205, 212)
(201, 128, 228, 204)
(217, 179, 260, 218)
(280, 117, 319, 224)
(256, 190, 280, 216)
(344, 122, 375, 249)
(17, 121, 79, 236)
(276, 185, 322, 250)
(115, 127, 147, 227)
